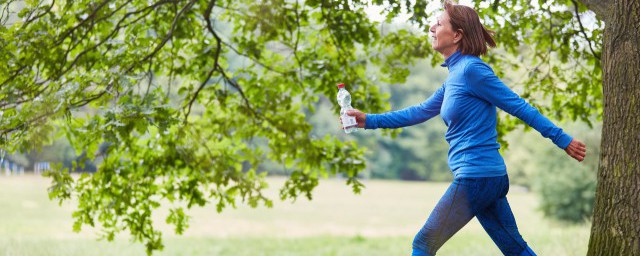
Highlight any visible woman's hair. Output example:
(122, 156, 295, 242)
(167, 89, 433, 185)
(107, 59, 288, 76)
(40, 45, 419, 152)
(443, 0, 496, 56)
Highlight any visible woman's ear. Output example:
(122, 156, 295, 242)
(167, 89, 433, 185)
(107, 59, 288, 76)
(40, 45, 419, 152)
(454, 29, 464, 44)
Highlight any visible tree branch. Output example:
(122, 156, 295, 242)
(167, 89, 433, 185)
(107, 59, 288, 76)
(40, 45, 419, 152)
(0, 84, 49, 108)
(0, 0, 15, 25)
(200, 0, 300, 134)
(1, 0, 169, 109)
(571, 0, 601, 60)
(23, 0, 55, 26)
(55, 0, 111, 44)
(181, 0, 222, 121)
(145, 57, 154, 99)
(2, 0, 131, 91)
(208, 2, 290, 76)
(218, 39, 288, 75)
(0, 66, 27, 88)
(291, 0, 304, 83)
(320, 1, 350, 67)
(137, 0, 196, 71)
(204, 0, 256, 116)
(184, 67, 217, 120)
(1, 109, 56, 137)
(201, 0, 299, 139)
(70, 0, 196, 108)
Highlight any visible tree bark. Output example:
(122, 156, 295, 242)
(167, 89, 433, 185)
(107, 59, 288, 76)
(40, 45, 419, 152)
(587, 0, 640, 255)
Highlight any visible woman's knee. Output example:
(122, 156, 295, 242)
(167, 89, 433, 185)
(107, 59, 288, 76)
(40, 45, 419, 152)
(412, 229, 437, 255)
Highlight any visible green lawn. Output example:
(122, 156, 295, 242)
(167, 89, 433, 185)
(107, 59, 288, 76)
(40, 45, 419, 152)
(0, 175, 590, 255)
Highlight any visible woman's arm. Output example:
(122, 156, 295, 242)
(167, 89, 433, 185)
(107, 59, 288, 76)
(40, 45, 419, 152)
(358, 85, 445, 130)
(465, 62, 586, 161)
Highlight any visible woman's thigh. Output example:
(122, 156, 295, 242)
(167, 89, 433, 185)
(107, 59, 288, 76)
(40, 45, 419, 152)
(412, 180, 476, 254)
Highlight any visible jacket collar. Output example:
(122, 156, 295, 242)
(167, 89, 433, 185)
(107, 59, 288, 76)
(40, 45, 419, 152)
(441, 50, 463, 68)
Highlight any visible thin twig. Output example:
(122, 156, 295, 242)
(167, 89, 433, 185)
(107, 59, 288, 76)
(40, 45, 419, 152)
(55, 0, 111, 44)
(182, 0, 223, 121)
(24, 0, 56, 25)
(292, 0, 304, 83)
(570, 0, 601, 60)
(184, 67, 217, 120)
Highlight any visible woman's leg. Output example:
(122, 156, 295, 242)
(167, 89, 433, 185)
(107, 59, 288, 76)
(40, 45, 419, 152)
(412, 180, 476, 256)
(475, 177, 537, 256)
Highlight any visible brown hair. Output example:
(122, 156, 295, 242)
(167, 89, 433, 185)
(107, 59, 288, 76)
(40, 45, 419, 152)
(444, 1, 496, 56)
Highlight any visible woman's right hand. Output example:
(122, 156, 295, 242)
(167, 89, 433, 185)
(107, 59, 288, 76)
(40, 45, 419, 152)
(341, 109, 366, 129)
(565, 138, 587, 162)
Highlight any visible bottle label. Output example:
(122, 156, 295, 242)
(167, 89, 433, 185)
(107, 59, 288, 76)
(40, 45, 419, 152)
(341, 115, 357, 128)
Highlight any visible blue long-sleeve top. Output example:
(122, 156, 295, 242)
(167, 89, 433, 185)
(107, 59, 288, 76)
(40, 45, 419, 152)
(365, 51, 573, 178)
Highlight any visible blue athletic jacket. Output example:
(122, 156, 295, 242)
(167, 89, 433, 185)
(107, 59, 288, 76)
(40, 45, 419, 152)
(364, 51, 573, 178)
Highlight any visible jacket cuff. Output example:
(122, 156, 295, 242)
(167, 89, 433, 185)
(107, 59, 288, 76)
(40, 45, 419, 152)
(365, 114, 377, 129)
(556, 133, 573, 149)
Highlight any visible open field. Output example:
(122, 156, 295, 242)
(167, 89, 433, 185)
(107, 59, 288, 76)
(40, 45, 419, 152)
(0, 175, 590, 255)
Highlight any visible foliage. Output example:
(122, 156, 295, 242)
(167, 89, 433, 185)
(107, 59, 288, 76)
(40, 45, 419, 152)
(536, 163, 597, 223)
(505, 122, 600, 223)
(0, 0, 603, 254)
(535, 122, 599, 223)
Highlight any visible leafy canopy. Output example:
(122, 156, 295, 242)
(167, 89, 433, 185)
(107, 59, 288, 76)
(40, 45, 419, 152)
(0, 0, 601, 254)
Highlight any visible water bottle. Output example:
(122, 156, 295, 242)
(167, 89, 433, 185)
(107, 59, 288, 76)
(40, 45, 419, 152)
(337, 83, 358, 133)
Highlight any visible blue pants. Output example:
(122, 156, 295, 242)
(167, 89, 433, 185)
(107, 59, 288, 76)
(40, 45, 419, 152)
(412, 175, 537, 256)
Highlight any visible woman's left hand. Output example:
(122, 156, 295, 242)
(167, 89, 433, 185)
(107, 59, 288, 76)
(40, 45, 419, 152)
(565, 139, 587, 162)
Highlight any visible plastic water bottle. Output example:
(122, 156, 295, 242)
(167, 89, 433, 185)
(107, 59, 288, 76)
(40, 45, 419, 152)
(337, 83, 358, 133)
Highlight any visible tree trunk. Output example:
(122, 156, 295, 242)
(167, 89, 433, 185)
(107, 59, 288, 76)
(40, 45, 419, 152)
(587, 1, 640, 255)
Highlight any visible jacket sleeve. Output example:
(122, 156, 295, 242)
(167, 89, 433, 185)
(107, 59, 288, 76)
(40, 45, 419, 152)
(464, 62, 573, 149)
(365, 85, 445, 129)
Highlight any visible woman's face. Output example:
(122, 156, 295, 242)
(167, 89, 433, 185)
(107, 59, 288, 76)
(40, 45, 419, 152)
(429, 12, 460, 56)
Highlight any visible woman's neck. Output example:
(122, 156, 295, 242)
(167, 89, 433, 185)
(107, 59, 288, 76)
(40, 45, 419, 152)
(441, 47, 459, 59)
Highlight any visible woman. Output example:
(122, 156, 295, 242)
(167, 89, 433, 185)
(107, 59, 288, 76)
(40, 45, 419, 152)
(344, 2, 587, 256)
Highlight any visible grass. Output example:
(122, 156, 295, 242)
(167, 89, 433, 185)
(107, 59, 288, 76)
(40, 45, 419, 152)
(0, 175, 590, 255)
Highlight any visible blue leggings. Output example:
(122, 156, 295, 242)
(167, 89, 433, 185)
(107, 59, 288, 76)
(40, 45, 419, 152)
(412, 175, 537, 256)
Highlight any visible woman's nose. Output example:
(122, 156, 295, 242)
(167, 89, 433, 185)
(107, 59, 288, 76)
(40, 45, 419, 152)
(429, 24, 435, 33)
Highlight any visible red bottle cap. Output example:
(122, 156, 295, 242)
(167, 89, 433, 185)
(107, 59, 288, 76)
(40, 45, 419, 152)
(337, 83, 345, 88)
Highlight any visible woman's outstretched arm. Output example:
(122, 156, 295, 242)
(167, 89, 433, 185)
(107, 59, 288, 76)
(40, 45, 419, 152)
(353, 85, 445, 130)
(465, 62, 587, 162)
